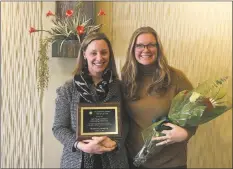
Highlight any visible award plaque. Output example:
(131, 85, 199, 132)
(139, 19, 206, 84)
(76, 102, 122, 141)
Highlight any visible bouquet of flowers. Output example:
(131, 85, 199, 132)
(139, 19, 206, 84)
(133, 76, 232, 167)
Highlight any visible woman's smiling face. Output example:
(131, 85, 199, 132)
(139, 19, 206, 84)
(134, 33, 158, 65)
(84, 39, 110, 76)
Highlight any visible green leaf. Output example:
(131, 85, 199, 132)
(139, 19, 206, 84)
(185, 105, 206, 126)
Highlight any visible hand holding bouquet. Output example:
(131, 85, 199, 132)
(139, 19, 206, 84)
(133, 76, 232, 167)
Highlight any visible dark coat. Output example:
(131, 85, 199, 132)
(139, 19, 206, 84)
(52, 79, 129, 168)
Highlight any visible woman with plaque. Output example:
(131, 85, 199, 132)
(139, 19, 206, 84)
(121, 26, 197, 169)
(52, 32, 129, 168)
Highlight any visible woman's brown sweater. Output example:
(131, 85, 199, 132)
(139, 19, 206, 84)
(126, 66, 197, 168)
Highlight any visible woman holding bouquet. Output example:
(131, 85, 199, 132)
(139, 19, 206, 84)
(52, 32, 129, 168)
(121, 26, 197, 169)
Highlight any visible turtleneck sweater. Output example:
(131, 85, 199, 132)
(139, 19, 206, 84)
(126, 65, 195, 168)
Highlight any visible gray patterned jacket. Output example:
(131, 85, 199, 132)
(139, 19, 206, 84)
(52, 79, 129, 168)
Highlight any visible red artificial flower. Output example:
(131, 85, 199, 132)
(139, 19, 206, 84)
(184, 90, 189, 94)
(76, 25, 85, 35)
(183, 90, 189, 95)
(203, 98, 214, 112)
(66, 9, 74, 17)
(46, 10, 54, 17)
(98, 9, 106, 16)
(29, 27, 37, 34)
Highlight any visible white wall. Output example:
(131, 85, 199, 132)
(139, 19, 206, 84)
(43, 57, 76, 168)
(41, 2, 77, 168)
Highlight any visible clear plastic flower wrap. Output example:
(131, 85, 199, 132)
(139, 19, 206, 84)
(133, 76, 232, 167)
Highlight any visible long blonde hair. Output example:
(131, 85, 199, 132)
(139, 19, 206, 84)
(73, 32, 118, 79)
(121, 26, 171, 99)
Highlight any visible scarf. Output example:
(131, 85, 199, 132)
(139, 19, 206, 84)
(74, 66, 113, 103)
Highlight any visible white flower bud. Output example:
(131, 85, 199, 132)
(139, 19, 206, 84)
(189, 92, 201, 103)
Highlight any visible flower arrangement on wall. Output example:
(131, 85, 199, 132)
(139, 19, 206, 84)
(29, 1, 106, 94)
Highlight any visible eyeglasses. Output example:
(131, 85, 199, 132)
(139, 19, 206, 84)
(135, 43, 158, 51)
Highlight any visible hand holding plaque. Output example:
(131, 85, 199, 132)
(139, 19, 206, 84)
(77, 136, 117, 154)
(92, 136, 117, 148)
(76, 102, 122, 141)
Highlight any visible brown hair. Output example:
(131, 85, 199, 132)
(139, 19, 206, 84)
(73, 32, 118, 79)
(121, 26, 171, 99)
